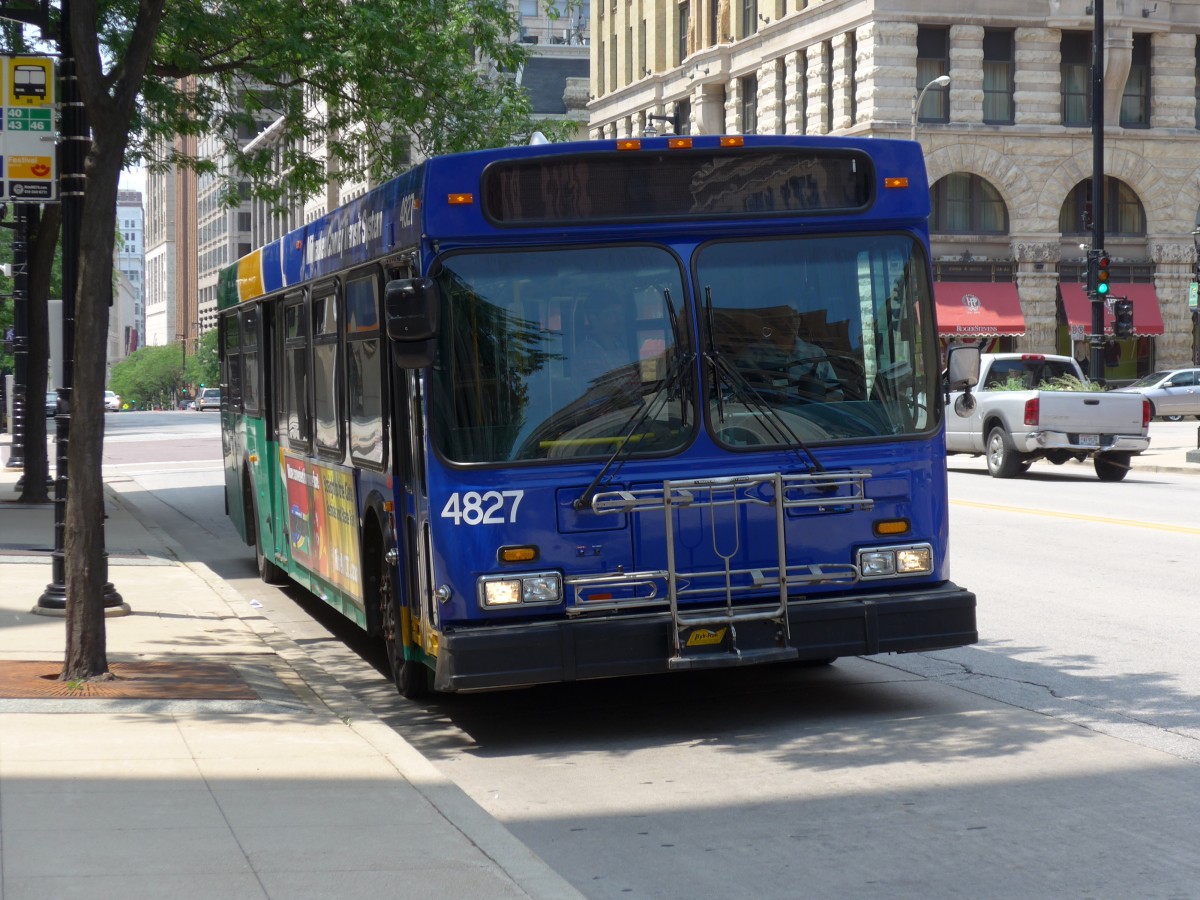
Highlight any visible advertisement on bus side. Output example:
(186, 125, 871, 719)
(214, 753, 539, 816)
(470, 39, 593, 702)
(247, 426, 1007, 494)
(281, 452, 363, 602)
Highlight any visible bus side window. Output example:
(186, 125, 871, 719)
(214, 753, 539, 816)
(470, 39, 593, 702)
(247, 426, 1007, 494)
(241, 306, 260, 414)
(346, 272, 386, 468)
(312, 287, 342, 458)
(283, 297, 312, 449)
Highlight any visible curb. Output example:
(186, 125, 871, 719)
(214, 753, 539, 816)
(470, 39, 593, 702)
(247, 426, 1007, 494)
(101, 481, 586, 900)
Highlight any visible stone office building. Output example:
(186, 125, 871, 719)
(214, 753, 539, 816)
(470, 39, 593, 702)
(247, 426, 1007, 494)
(588, 0, 1200, 378)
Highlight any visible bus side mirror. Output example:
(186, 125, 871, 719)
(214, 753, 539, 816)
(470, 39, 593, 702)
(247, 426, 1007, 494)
(385, 278, 439, 342)
(945, 345, 980, 392)
(385, 278, 439, 369)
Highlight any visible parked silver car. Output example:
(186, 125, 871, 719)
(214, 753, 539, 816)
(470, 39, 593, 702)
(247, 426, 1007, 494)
(196, 387, 221, 411)
(1114, 368, 1200, 421)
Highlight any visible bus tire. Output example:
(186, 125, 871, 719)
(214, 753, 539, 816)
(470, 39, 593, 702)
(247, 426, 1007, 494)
(246, 476, 287, 585)
(377, 539, 431, 699)
(255, 535, 288, 586)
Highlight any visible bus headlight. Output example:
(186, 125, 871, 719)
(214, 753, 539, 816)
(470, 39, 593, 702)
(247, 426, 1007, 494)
(856, 543, 933, 579)
(895, 546, 932, 574)
(478, 572, 563, 608)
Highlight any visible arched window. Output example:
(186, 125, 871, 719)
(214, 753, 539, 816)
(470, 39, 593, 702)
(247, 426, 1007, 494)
(1059, 177, 1146, 235)
(929, 173, 1008, 234)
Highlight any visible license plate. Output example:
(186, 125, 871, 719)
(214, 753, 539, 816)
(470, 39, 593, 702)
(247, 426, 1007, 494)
(1078, 433, 1099, 447)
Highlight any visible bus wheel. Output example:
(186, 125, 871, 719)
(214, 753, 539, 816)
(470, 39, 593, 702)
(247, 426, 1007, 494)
(378, 546, 431, 699)
(248, 488, 287, 585)
(255, 537, 288, 586)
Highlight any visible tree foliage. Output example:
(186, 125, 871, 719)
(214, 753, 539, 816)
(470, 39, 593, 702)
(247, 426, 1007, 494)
(108, 343, 182, 408)
(127, 0, 549, 207)
(109, 329, 218, 408)
(187, 328, 219, 390)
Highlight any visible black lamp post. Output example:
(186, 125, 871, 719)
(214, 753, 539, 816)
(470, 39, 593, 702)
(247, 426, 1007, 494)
(4, 204, 27, 471)
(1088, 0, 1106, 384)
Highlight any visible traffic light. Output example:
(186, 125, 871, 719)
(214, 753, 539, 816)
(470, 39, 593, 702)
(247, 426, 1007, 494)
(1113, 298, 1134, 338)
(1095, 252, 1111, 297)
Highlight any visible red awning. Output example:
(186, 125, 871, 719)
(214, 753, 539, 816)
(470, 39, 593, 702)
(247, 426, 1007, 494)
(934, 281, 1026, 336)
(1058, 282, 1165, 336)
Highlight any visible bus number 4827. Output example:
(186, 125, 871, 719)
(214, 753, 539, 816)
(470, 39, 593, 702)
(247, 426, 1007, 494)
(440, 490, 525, 526)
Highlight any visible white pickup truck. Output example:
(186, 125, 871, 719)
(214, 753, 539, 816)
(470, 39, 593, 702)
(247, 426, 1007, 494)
(945, 352, 1150, 481)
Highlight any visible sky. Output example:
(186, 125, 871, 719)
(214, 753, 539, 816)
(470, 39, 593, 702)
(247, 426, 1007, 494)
(119, 166, 147, 196)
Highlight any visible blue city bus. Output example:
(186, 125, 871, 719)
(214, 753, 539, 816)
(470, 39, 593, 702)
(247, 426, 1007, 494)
(217, 134, 976, 696)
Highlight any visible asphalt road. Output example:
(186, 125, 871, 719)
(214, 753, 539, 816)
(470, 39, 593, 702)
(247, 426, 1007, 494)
(104, 412, 1200, 899)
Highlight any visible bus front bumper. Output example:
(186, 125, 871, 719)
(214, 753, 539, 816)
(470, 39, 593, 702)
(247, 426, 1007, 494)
(432, 583, 976, 692)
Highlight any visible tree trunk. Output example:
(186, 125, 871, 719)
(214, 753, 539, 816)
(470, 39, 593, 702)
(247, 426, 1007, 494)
(61, 114, 121, 681)
(61, 0, 166, 682)
(61, 168, 116, 680)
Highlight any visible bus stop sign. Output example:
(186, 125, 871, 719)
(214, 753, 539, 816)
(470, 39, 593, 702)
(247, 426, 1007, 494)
(0, 55, 57, 201)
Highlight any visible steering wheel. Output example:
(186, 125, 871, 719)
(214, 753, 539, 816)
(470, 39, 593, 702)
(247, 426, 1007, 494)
(782, 355, 835, 401)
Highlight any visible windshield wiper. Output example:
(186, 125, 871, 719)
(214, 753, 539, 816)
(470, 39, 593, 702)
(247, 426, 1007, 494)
(703, 286, 825, 474)
(574, 289, 690, 511)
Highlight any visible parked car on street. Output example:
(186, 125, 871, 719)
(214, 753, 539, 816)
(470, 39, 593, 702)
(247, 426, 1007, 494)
(196, 388, 221, 411)
(945, 352, 1150, 481)
(104, 390, 121, 411)
(45, 391, 57, 416)
(1113, 368, 1200, 421)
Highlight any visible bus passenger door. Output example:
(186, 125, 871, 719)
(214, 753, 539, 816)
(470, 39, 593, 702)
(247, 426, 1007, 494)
(398, 369, 436, 657)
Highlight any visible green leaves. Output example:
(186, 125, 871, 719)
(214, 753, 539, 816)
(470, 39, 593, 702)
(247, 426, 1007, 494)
(109, 344, 184, 408)
(109, 329, 220, 407)
(118, 0, 544, 209)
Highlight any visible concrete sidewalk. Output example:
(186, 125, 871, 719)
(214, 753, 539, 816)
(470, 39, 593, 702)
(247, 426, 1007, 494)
(0, 448, 583, 899)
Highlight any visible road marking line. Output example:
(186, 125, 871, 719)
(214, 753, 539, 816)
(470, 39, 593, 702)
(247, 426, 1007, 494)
(952, 499, 1200, 535)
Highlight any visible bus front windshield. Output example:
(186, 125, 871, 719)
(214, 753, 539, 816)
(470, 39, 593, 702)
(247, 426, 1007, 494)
(430, 246, 692, 464)
(697, 234, 937, 447)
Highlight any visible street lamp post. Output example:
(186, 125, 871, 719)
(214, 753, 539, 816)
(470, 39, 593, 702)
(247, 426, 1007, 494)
(911, 75, 951, 141)
(646, 113, 677, 136)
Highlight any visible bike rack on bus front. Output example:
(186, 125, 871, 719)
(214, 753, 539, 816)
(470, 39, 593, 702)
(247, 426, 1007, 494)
(567, 471, 874, 668)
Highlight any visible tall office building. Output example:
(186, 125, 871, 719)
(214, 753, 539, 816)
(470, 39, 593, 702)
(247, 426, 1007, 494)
(116, 190, 144, 354)
(143, 139, 176, 349)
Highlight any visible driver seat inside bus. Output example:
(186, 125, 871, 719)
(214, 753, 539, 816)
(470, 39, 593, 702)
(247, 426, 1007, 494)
(571, 294, 638, 388)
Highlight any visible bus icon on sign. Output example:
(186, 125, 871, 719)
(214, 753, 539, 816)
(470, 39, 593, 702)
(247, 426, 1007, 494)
(9, 61, 51, 106)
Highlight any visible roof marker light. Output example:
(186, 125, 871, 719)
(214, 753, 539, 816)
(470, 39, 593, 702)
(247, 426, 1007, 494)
(668, 137, 693, 149)
(719, 136, 745, 147)
(884, 177, 909, 189)
(616, 139, 641, 151)
(447, 193, 474, 205)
